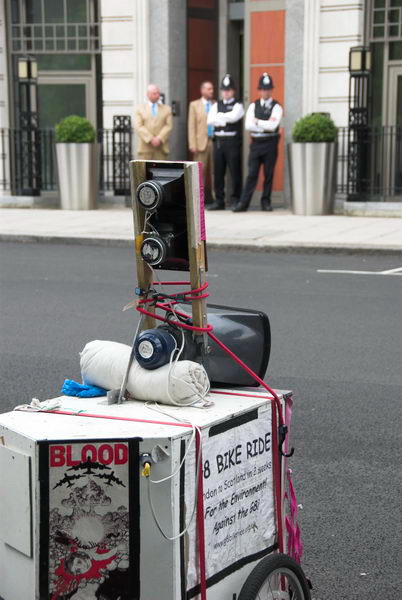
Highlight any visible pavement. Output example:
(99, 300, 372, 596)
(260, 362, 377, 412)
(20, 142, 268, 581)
(1, 205, 402, 254)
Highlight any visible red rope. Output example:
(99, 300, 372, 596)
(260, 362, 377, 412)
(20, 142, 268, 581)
(196, 430, 207, 600)
(207, 331, 284, 426)
(135, 282, 284, 425)
(153, 281, 192, 286)
(136, 305, 214, 333)
(181, 282, 209, 296)
(271, 401, 284, 553)
(32, 409, 193, 429)
(210, 390, 274, 399)
(135, 279, 287, 572)
(152, 281, 209, 296)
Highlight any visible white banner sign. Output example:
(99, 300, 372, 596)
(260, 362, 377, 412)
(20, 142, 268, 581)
(186, 405, 275, 591)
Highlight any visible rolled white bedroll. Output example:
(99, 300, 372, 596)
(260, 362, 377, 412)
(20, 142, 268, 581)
(80, 339, 210, 406)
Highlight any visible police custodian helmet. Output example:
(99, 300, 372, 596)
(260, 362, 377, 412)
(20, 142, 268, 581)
(258, 72, 274, 90)
(220, 73, 236, 90)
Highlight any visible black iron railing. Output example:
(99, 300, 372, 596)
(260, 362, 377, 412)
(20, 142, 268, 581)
(336, 127, 349, 196)
(0, 128, 9, 191)
(366, 126, 402, 198)
(336, 125, 402, 200)
(2, 125, 401, 201)
(0, 120, 134, 197)
(101, 116, 133, 196)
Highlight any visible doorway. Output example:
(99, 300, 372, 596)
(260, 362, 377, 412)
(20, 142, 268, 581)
(386, 64, 402, 197)
(36, 56, 96, 190)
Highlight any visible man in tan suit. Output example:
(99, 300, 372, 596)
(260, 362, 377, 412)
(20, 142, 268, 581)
(134, 84, 173, 160)
(188, 81, 215, 200)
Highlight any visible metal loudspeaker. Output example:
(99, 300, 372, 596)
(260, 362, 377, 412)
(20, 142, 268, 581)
(134, 162, 190, 272)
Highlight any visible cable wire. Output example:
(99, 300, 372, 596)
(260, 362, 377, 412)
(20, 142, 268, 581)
(144, 402, 203, 540)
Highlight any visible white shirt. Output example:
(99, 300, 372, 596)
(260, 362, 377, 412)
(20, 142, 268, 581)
(245, 99, 283, 134)
(201, 97, 215, 107)
(207, 100, 245, 135)
(147, 99, 163, 114)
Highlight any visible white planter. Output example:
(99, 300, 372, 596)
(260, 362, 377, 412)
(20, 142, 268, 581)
(56, 143, 98, 210)
(288, 142, 337, 215)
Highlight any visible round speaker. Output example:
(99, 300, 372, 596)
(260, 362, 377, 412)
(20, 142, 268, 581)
(134, 328, 177, 370)
(140, 236, 167, 267)
(136, 180, 164, 211)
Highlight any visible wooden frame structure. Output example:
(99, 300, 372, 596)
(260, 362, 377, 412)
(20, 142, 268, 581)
(129, 160, 208, 347)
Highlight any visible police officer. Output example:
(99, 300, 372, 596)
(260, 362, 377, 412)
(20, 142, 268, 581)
(207, 74, 244, 210)
(233, 73, 283, 212)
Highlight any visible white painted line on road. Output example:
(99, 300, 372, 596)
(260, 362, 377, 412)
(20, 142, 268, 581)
(317, 268, 402, 276)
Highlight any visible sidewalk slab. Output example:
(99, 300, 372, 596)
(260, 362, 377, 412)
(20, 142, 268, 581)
(1, 207, 401, 254)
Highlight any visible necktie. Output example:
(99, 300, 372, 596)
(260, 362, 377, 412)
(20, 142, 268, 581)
(206, 101, 213, 137)
(152, 103, 157, 117)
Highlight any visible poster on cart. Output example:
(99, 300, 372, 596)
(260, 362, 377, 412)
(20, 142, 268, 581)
(39, 439, 139, 600)
(184, 404, 276, 595)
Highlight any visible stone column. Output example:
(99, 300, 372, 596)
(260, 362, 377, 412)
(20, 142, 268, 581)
(284, 0, 305, 206)
(100, 0, 149, 129)
(301, 0, 319, 117)
(134, 0, 150, 110)
(149, 0, 187, 160)
(0, 0, 10, 195)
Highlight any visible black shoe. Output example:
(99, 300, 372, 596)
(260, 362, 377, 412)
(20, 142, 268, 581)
(261, 204, 273, 212)
(232, 203, 248, 212)
(207, 202, 225, 210)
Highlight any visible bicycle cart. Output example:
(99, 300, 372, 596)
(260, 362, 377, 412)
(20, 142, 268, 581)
(0, 160, 310, 599)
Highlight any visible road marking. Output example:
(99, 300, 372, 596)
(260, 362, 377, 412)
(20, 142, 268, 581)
(317, 267, 402, 276)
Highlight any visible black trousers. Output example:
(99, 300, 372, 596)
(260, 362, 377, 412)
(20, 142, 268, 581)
(213, 136, 242, 207)
(239, 137, 279, 209)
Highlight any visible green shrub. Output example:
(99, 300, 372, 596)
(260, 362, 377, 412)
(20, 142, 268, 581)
(55, 115, 95, 143)
(292, 113, 337, 143)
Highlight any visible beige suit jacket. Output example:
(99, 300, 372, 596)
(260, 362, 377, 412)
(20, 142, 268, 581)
(188, 98, 215, 153)
(134, 102, 173, 155)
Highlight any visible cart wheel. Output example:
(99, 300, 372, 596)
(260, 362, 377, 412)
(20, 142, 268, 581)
(238, 553, 311, 600)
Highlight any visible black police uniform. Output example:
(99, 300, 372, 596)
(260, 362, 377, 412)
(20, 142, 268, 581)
(234, 73, 282, 212)
(207, 75, 244, 210)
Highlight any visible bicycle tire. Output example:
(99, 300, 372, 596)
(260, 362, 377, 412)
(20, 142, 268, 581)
(238, 553, 311, 600)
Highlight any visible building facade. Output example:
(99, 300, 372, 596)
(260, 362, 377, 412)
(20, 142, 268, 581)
(0, 1, 400, 205)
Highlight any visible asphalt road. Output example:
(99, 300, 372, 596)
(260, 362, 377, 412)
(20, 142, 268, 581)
(1, 242, 401, 599)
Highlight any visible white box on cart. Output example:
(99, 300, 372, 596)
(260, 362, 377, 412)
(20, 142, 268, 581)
(0, 388, 290, 600)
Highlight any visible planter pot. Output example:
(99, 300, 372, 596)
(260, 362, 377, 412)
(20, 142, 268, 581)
(288, 142, 337, 215)
(56, 143, 98, 210)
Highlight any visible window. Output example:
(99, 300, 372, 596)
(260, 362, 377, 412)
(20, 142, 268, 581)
(9, 0, 100, 53)
(372, 0, 402, 41)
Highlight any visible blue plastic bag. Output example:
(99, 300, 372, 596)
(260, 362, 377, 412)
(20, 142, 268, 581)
(61, 379, 108, 398)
